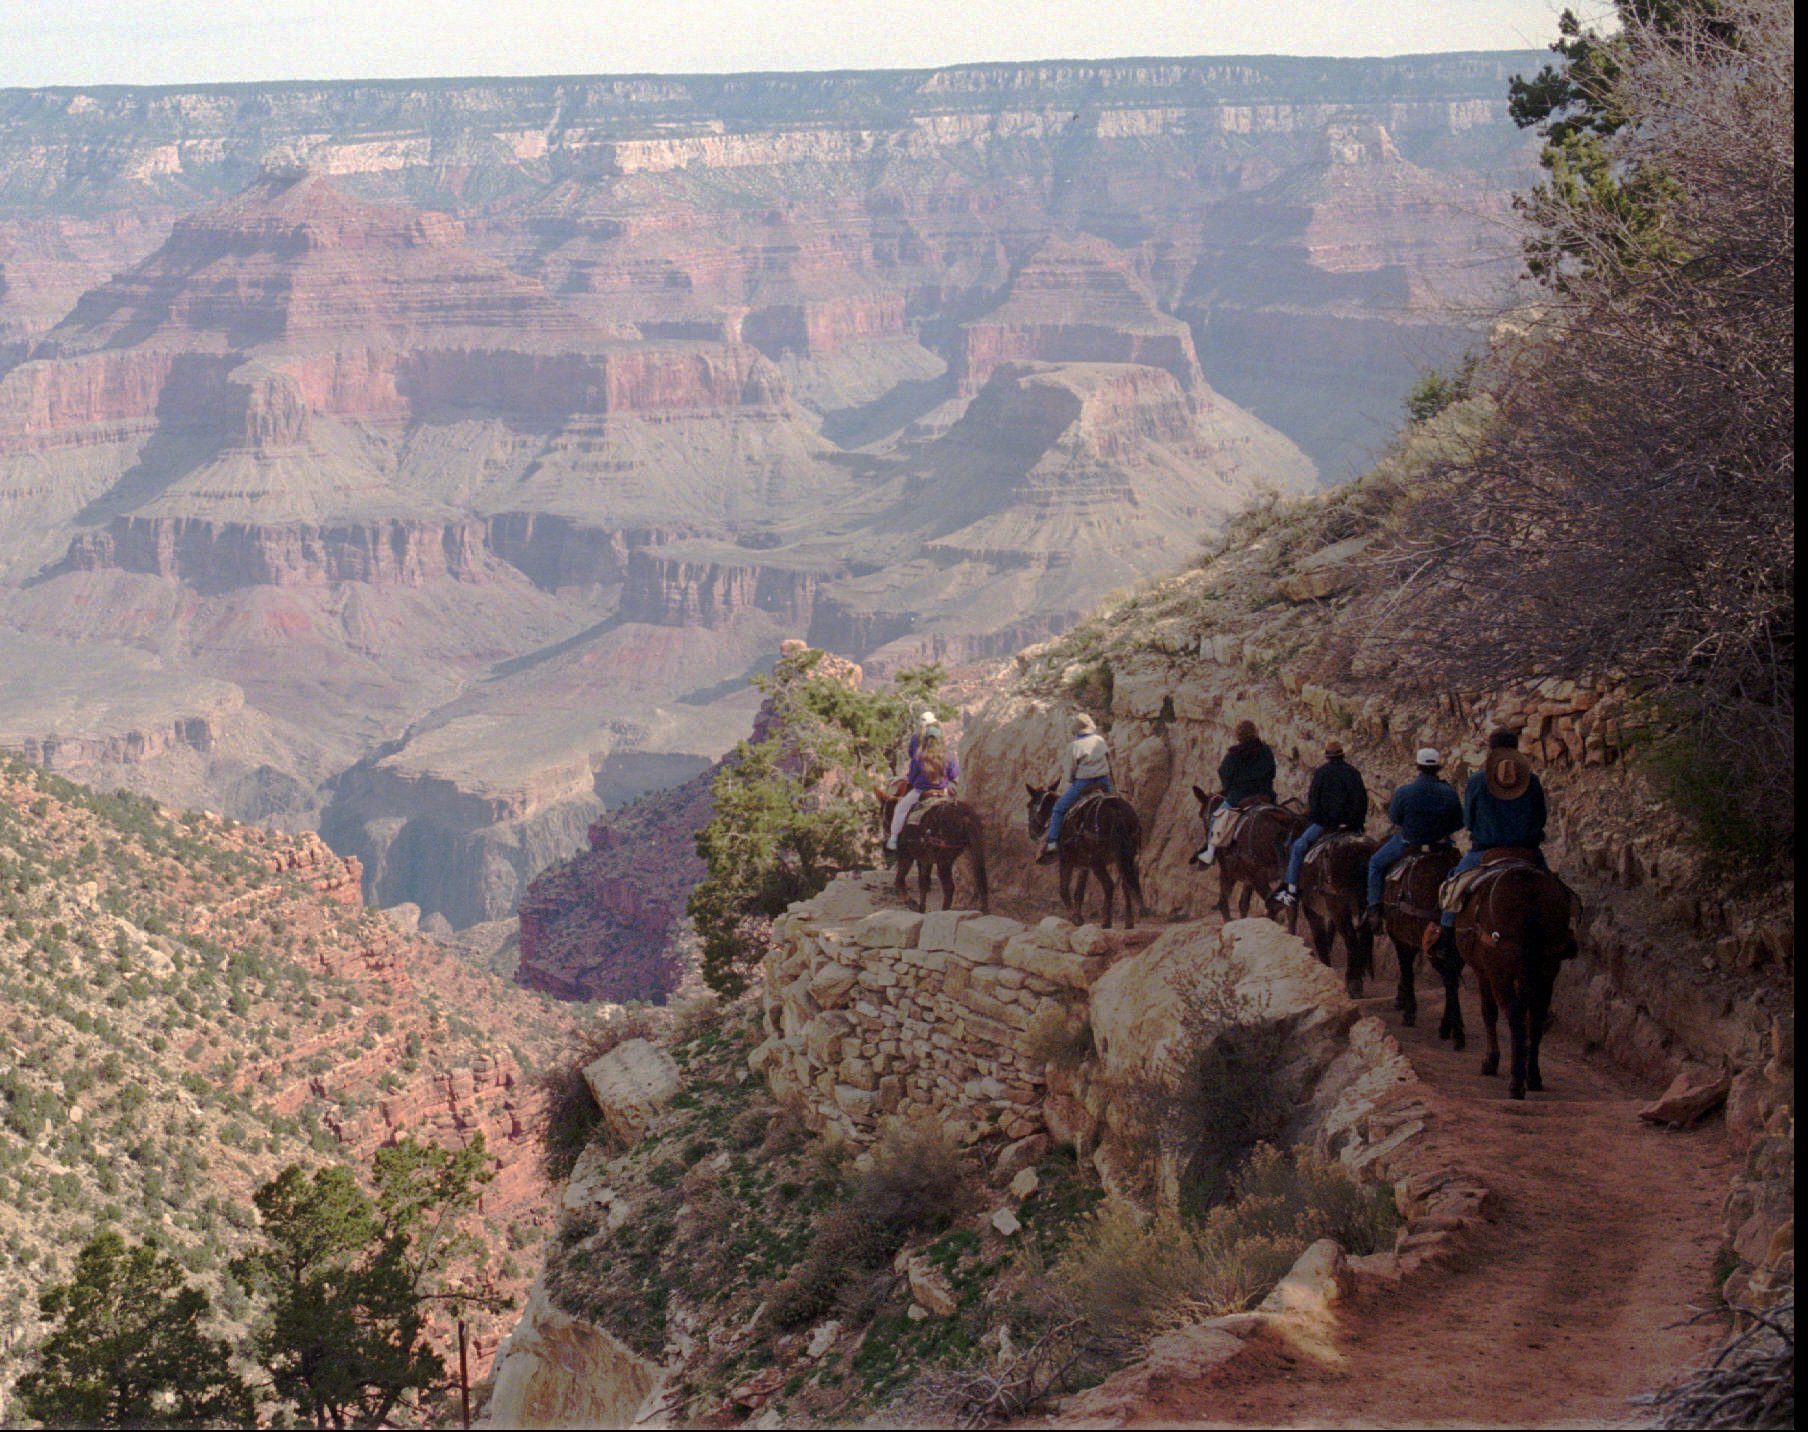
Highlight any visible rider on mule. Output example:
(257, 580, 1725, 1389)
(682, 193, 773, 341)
(1033, 713, 1113, 866)
(1194, 719, 1277, 866)
(1274, 739, 1368, 909)
(1431, 728, 1548, 968)
(1362, 746, 1464, 928)
(887, 712, 958, 852)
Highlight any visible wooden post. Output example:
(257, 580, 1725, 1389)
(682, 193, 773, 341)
(458, 1318, 471, 1432)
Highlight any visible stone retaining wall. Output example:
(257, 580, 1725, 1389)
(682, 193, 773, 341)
(749, 871, 1123, 1151)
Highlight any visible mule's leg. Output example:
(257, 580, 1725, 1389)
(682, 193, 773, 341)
(1506, 988, 1530, 1100)
(1069, 866, 1088, 924)
(1393, 936, 1418, 1028)
(936, 857, 956, 912)
(1526, 970, 1554, 1093)
(1478, 977, 1501, 1078)
(1303, 908, 1331, 967)
(1099, 866, 1115, 930)
(1341, 911, 1366, 997)
(1238, 881, 1255, 918)
(1215, 865, 1231, 922)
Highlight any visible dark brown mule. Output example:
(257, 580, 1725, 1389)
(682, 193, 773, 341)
(1276, 831, 1375, 998)
(1379, 843, 1461, 1037)
(1449, 853, 1581, 1099)
(876, 787, 990, 914)
(1191, 787, 1308, 922)
(1026, 785, 1145, 929)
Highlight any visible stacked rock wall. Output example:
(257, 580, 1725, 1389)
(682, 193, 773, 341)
(750, 872, 1118, 1149)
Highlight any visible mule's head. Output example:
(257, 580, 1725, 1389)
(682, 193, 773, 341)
(1025, 783, 1056, 839)
(1191, 784, 1220, 834)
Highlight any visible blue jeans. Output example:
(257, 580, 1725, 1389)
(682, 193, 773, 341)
(1048, 776, 1112, 844)
(1285, 823, 1329, 887)
(1367, 831, 1409, 908)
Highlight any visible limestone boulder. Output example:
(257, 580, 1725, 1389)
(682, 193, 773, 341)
(906, 1256, 959, 1317)
(583, 1038, 682, 1147)
(1638, 1062, 1731, 1126)
(481, 1276, 665, 1428)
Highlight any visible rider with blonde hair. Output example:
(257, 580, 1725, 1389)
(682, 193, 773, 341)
(888, 711, 959, 851)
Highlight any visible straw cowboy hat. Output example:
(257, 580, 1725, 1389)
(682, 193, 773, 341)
(1484, 745, 1534, 800)
(1072, 712, 1098, 736)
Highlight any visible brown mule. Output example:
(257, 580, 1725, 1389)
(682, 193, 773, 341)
(1278, 830, 1376, 998)
(876, 786, 990, 914)
(1379, 843, 1461, 1037)
(1026, 784, 1144, 929)
(1191, 787, 1307, 923)
(1449, 855, 1581, 1099)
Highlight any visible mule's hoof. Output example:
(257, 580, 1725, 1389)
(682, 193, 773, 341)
(1401, 1010, 1417, 1028)
(1480, 1058, 1499, 1077)
(1452, 1032, 1466, 1052)
(1527, 1075, 1544, 1092)
(1509, 1086, 1526, 1100)
(1438, 1025, 1452, 1041)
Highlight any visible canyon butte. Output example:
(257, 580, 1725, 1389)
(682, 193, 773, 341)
(0, 57, 1538, 929)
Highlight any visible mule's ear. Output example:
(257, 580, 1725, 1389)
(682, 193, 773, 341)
(1025, 783, 1039, 797)
(1192, 784, 1209, 806)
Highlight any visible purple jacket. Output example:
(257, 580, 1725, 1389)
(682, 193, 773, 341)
(907, 735, 958, 792)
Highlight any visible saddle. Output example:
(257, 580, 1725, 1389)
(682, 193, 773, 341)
(1384, 843, 1457, 924)
(1210, 798, 1284, 850)
(1438, 851, 1555, 917)
(1301, 828, 1365, 874)
(901, 788, 952, 828)
(1064, 788, 1114, 837)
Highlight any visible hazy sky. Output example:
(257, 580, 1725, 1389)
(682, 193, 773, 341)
(0, 2, 1568, 88)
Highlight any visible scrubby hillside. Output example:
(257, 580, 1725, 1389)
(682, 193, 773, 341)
(0, 758, 574, 1407)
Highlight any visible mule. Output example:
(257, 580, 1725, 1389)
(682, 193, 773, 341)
(1191, 787, 1307, 923)
(1278, 830, 1375, 998)
(1026, 784, 1144, 929)
(1449, 854, 1581, 1099)
(875, 786, 990, 914)
(1378, 843, 1461, 1037)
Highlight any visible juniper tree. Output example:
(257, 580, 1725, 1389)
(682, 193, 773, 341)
(16, 1230, 254, 1430)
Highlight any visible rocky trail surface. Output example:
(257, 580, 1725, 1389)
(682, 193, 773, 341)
(1121, 969, 1737, 1430)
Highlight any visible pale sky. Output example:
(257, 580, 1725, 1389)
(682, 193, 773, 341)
(0, 1, 1569, 89)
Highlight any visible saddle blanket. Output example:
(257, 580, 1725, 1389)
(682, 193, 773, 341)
(1209, 805, 1239, 848)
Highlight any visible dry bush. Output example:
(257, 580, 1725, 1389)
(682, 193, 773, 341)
(1038, 1146, 1395, 1366)
(1118, 962, 1291, 1212)
(768, 1119, 972, 1330)
(531, 1007, 657, 1179)
(1647, 1293, 1793, 1429)
(1022, 1005, 1094, 1072)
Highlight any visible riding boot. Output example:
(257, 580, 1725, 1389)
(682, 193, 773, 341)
(1034, 841, 1059, 867)
(1194, 844, 1216, 867)
(1273, 883, 1298, 908)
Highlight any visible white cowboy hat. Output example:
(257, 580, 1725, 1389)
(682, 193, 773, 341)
(1072, 712, 1098, 735)
(918, 711, 939, 726)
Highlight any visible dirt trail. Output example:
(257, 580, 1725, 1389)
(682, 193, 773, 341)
(1130, 976, 1737, 1430)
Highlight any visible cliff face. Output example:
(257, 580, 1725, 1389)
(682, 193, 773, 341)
(0, 58, 1539, 926)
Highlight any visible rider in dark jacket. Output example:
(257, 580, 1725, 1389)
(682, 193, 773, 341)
(1218, 722, 1278, 806)
(1276, 741, 1367, 907)
(1364, 749, 1463, 919)
(1430, 728, 1549, 968)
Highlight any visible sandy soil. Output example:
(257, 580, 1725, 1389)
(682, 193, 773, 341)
(1127, 974, 1737, 1430)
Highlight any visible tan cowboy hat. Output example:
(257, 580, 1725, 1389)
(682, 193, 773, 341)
(1072, 712, 1098, 736)
(1324, 739, 1345, 758)
(1484, 746, 1534, 800)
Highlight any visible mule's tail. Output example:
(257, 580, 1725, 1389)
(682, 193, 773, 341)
(965, 810, 991, 914)
(1115, 809, 1144, 917)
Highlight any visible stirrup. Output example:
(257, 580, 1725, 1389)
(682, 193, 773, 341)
(1193, 845, 1215, 866)
(1273, 886, 1298, 908)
